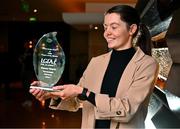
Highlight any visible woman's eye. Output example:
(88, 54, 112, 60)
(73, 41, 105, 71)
(112, 26, 117, 30)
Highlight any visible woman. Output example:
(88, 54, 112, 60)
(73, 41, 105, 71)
(30, 5, 159, 129)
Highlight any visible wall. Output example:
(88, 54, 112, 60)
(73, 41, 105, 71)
(69, 28, 88, 83)
(0, 22, 8, 53)
(69, 25, 107, 83)
(88, 26, 107, 60)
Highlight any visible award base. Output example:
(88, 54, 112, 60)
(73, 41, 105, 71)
(30, 85, 60, 92)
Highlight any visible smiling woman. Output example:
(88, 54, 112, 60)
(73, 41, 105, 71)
(30, 4, 159, 129)
(103, 13, 134, 50)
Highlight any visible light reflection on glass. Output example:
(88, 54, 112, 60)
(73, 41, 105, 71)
(149, 16, 172, 37)
(145, 94, 163, 129)
(165, 90, 180, 112)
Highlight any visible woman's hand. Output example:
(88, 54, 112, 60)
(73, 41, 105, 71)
(29, 81, 54, 101)
(52, 84, 83, 100)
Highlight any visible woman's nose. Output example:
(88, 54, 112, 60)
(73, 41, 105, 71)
(105, 29, 112, 36)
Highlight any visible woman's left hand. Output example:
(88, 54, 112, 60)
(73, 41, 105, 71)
(52, 84, 83, 100)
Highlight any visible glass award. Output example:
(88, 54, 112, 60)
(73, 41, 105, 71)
(30, 32, 65, 91)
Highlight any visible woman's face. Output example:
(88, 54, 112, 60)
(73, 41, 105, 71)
(103, 13, 134, 50)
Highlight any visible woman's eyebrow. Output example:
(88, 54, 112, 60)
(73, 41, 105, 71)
(103, 22, 120, 26)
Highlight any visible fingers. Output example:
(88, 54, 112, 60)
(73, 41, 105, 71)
(52, 84, 77, 100)
(31, 81, 40, 86)
(53, 85, 64, 90)
(52, 84, 74, 90)
(51, 90, 68, 100)
(51, 90, 64, 97)
(29, 84, 76, 101)
(29, 88, 41, 95)
(52, 85, 68, 100)
(31, 81, 47, 86)
(29, 88, 46, 101)
(36, 90, 45, 101)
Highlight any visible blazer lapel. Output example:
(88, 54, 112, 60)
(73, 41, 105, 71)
(116, 47, 145, 97)
(92, 47, 145, 96)
(93, 51, 112, 93)
(115, 60, 137, 97)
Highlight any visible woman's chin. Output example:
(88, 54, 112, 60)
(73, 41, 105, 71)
(107, 44, 114, 49)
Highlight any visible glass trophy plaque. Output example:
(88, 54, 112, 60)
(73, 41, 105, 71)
(30, 32, 65, 91)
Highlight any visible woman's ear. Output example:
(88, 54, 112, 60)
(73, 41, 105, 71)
(129, 24, 137, 36)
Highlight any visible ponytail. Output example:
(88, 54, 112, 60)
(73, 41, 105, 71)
(135, 23, 152, 56)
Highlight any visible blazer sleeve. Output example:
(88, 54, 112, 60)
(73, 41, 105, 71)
(94, 57, 159, 122)
(49, 58, 94, 112)
(49, 97, 80, 112)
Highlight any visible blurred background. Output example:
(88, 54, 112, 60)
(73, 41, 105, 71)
(0, 0, 180, 128)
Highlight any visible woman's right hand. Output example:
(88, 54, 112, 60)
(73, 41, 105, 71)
(29, 81, 53, 101)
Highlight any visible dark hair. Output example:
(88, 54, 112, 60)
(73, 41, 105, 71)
(105, 5, 152, 55)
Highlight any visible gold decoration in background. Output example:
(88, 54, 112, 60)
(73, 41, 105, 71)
(152, 47, 173, 89)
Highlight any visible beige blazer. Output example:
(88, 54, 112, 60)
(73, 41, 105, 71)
(50, 47, 159, 129)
